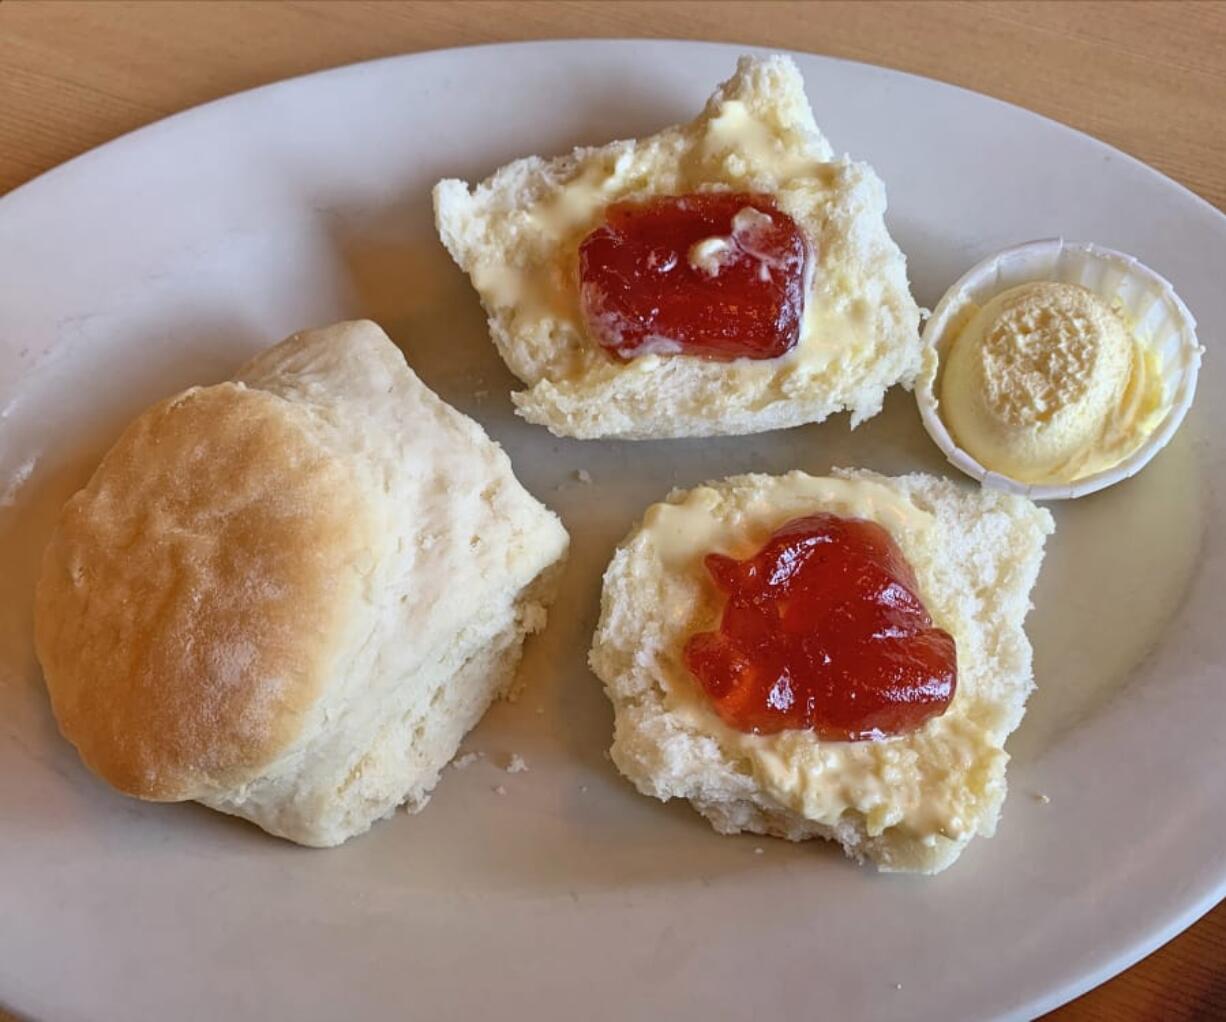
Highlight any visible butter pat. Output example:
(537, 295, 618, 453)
(940, 283, 1167, 484)
(688, 236, 737, 277)
(590, 470, 1054, 874)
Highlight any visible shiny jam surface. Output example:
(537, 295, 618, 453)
(683, 514, 957, 740)
(578, 192, 810, 361)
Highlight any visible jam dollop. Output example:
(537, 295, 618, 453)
(683, 514, 956, 740)
(578, 192, 810, 361)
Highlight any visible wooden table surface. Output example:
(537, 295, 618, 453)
(1, 2, 1222, 1020)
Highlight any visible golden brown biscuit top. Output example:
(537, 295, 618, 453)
(34, 383, 376, 801)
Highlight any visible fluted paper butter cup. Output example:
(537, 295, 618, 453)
(915, 238, 1203, 501)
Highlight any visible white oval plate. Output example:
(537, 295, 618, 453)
(1, 41, 1222, 1022)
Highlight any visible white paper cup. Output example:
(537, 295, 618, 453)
(915, 238, 1203, 500)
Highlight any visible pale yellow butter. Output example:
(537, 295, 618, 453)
(701, 99, 824, 180)
(940, 282, 1168, 484)
(467, 114, 865, 376)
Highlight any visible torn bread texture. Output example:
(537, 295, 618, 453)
(34, 320, 568, 847)
(434, 54, 922, 440)
(589, 469, 1053, 873)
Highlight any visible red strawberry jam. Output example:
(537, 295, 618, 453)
(683, 514, 956, 740)
(578, 192, 810, 361)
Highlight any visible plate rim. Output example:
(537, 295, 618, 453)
(1, 38, 1222, 1022)
(2, 37, 1224, 229)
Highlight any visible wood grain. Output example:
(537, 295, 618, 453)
(0, 3, 1222, 1020)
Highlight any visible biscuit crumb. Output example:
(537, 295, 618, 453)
(452, 752, 481, 770)
(1034, 792, 1051, 805)
(574, 469, 592, 484)
(0, 456, 36, 508)
(493, 784, 507, 796)
(753, 847, 765, 855)
(506, 754, 528, 774)
(894, 983, 904, 991)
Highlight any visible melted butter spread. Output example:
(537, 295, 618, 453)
(701, 100, 823, 180)
(465, 94, 872, 381)
(472, 161, 623, 322)
(639, 474, 1007, 842)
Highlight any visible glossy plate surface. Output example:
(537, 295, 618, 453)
(1, 40, 1222, 1022)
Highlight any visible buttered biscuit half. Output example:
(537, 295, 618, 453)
(435, 56, 923, 440)
(590, 469, 1052, 873)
